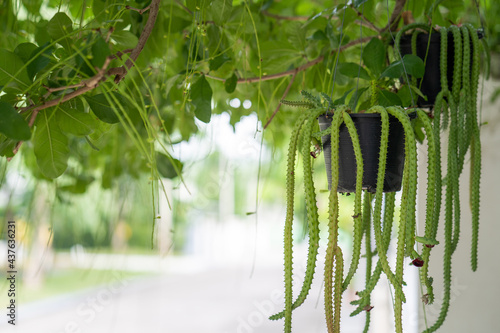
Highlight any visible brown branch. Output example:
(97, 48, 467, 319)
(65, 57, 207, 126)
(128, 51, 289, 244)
(261, 10, 310, 21)
(110, 48, 133, 60)
(114, 0, 161, 83)
(174, 0, 192, 15)
(126, 4, 151, 14)
(206, 36, 373, 84)
(352, 7, 382, 33)
(384, 0, 407, 32)
(9, 0, 162, 161)
(263, 69, 298, 130)
(261, 9, 380, 32)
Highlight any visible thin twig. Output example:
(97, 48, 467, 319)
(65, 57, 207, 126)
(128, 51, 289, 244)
(9, 0, 162, 160)
(261, 10, 310, 21)
(174, 0, 192, 15)
(206, 36, 373, 84)
(261, 10, 380, 32)
(126, 4, 151, 14)
(384, 0, 407, 32)
(352, 7, 382, 33)
(110, 48, 133, 60)
(115, 0, 161, 82)
(263, 69, 298, 130)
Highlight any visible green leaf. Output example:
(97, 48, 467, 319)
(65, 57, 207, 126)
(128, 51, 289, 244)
(378, 90, 402, 107)
(186, 0, 208, 12)
(353, 0, 369, 7)
(210, 0, 233, 25)
(381, 55, 425, 79)
(307, 30, 328, 41)
(157, 153, 183, 179)
(397, 84, 413, 106)
(412, 116, 425, 143)
(0, 102, 31, 141)
(47, 12, 73, 41)
(22, 0, 43, 14)
(402, 54, 425, 78)
(337, 62, 371, 80)
(34, 109, 70, 179)
(27, 46, 53, 81)
(381, 60, 404, 79)
(111, 30, 139, 49)
(56, 104, 97, 136)
(363, 38, 386, 76)
(85, 92, 128, 124)
(35, 20, 51, 46)
(0, 49, 32, 91)
(164, 74, 181, 97)
(209, 53, 231, 71)
(0, 136, 16, 157)
(287, 22, 307, 51)
(14, 43, 38, 63)
(349, 87, 368, 111)
(225, 73, 237, 94)
(190, 75, 213, 123)
(415, 236, 440, 246)
(333, 88, 354, 105)
(260, 40, 301, 58)
(91, 36, 111, 68)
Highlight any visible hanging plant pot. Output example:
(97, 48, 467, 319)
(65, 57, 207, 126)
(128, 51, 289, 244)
(398, 28, 482, 107)
(318, 113, 405, 193)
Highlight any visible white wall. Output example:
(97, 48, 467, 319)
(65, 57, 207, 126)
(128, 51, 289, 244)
(416, 79, 500, 332)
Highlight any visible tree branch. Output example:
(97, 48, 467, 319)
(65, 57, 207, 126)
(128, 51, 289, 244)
(263, 69, 298, 130)
(206, 36, 373, 84)
(114, 0, 161, 82)
(261, 9, 381, 32)
(261, 10, 310, 21)
(9, 0, 162, 160)
(384, 0, 407, 32)
(126, 4, 151, 14)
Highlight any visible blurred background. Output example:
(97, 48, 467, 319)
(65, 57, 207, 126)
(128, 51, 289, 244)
(2, 0, 500, 332)
(2, 81, 500, 332)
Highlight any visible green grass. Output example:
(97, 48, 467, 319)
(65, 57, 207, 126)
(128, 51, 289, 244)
(0, 268, 148, 304)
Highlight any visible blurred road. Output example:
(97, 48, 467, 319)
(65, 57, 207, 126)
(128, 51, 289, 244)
(0, 261, 381, 333)
(0, 266, 328, 333)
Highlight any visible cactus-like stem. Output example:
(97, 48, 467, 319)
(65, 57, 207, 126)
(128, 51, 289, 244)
(279, 111, 310, 333)
(324, 107, 346, 333)
(342, 112, 365, 291)
(417, 109, 438, 304)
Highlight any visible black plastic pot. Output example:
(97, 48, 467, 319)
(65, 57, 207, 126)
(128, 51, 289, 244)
(318, 113, 406, 193)
(398, 30, 482, 107)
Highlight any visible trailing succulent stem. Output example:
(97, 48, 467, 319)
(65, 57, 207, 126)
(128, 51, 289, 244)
(324, 108, 344, 333)
(417, 109, 438, 304)
(273, 82, 481, 333)
(270, 108, 325, 322)
(280, 111, 310, 333)
(341, 112, 365, 291)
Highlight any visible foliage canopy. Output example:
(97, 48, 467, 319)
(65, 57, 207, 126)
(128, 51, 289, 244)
(0, 0, 486, 193)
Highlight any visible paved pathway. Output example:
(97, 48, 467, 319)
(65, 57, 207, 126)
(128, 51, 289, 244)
(0, 264, 371, 333)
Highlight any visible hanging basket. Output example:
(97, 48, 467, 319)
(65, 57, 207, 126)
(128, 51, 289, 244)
(398, 29, 482, 107)
(318, 113, 406, 193)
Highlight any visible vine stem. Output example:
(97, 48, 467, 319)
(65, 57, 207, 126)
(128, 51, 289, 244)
(261, 9, 380, 32)
(205, 36, 374, 84)
(8, 0, 162, 161)
(384, 0, 407, 31)
(263, 69, 298, 130)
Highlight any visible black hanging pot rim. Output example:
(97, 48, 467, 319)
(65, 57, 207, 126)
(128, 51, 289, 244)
(397, 27, 483, 108)
(318, 112, 407, 193)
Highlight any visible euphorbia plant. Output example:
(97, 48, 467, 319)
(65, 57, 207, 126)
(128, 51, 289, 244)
(270, 91, 440, 333)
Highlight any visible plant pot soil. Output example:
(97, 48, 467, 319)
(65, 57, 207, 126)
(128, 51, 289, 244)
(318, 113, 405, 193)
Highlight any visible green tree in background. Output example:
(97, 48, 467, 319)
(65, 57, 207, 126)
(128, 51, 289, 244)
(0, 0, 486, 190)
